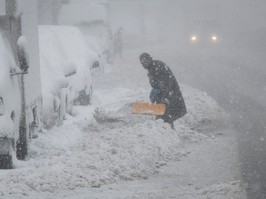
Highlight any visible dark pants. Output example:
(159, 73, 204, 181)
(156, 115, 174, 129)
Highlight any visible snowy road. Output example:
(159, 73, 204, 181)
(163, 47, 266, 198)
(0, 49, 247, 198)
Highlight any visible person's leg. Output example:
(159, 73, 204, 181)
(162, 115, 174, 129)
(170, 121, 174, 129)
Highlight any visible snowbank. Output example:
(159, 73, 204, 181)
(0, 79, 224, 198)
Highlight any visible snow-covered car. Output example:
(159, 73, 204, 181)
(39, 25, 101, 129)
(0, 0, 42, 168)
(0, 32, 21, 169)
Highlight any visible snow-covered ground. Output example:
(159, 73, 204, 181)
(0, 50, 247, 198)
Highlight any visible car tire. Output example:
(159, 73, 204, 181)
(0, 138, 14, 169)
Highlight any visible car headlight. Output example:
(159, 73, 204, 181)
(0, 97, 4, 116)
(191, 35, 198, 42)
(211, 35, 218, 42)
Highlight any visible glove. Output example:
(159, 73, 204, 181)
(149, 88, 160, 103)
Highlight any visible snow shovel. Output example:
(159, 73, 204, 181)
(132, 102, 166, 116)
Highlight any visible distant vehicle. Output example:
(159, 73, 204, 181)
(0, 0, 42, 168)
(38, 25, 101, 129)
(182, 1, 221, 49)
(188, 19, 219, 45)
(190, 33, 218, 44)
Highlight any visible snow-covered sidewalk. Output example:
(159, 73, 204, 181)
(0, 52, 246, 198)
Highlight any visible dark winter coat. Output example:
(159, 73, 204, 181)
(147, 60, 187, 123)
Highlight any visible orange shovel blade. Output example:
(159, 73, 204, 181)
(132, 102, 166, 116)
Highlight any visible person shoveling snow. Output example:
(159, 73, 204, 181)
(137, 53, 187, 129)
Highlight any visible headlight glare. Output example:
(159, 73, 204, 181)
(211, 35, 218, 42)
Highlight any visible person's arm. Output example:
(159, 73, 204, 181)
(148, 62, 170, 103)
(149, 88, 160, 103)
(155, 66, 173, 105)
(149, 75, 160, 89)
